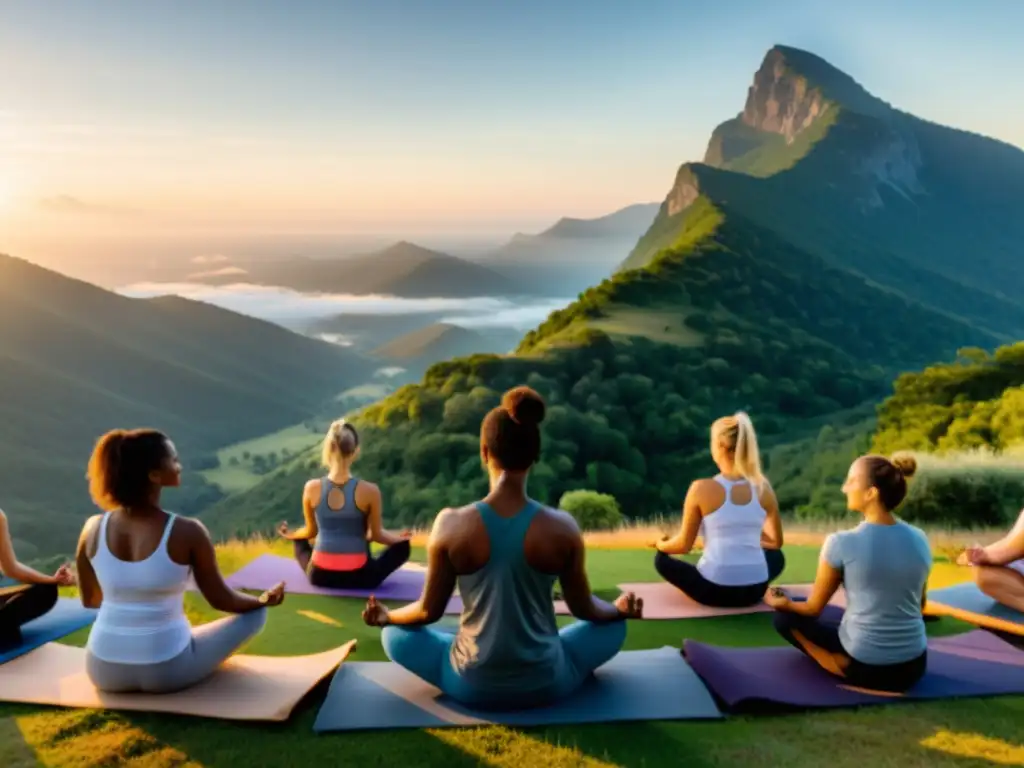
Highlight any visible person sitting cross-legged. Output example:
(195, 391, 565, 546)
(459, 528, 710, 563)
(0, 506, 75, 651)
(279, 419, 411, 590)
(766, 453, 931, 693)
(362, 386, 642, 710)
(653, 412, 785, 607)
(957, 507, 1024, 613)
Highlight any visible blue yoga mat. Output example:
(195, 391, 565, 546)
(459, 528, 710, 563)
(313, 647, 722, 732)
(927, 582, 1023, 634)
(0, 598, 98, 665)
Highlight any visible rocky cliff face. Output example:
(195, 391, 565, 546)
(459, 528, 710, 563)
(741, 48, 827, 142)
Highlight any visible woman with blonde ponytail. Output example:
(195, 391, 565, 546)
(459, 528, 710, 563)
(278, 419, 411, 589)
(652, 411, 786, 607)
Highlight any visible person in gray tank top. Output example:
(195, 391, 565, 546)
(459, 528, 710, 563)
(279, 420, 411, 589)
(361, 386, 642, 710)
(766, 453, 931, 692)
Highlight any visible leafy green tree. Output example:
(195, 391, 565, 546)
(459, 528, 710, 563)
(557, 490, 624, 531)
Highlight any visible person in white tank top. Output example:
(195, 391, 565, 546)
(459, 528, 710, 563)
(652, 412, 786, 607)
(75, 428, 286, 694)
(957, 506, 1024, 613)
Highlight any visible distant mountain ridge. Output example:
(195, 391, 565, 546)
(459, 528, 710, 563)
(192, 241, 523, 298)
(0, 253, 370, 559)
(481, 203, 660, 296)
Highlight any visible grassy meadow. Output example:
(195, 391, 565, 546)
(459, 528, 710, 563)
(2, 528, 1021, 768)
(201, 424, 321, 494)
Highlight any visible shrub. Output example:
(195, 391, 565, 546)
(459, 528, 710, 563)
(557, 490, 624, 531)
(899, 452, 1024, 529)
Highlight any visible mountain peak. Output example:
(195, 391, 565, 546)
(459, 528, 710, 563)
(742, 45, 888, 141)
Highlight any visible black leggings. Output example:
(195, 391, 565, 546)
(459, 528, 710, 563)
(773, 609, 927, 692)
(0, 583, 58, 649)
(293, 539, 411, 590)
(654, 549, 786, 608)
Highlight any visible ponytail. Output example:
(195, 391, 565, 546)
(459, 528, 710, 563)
(732, 411, 764, 489)
(712, 411, 765, 489)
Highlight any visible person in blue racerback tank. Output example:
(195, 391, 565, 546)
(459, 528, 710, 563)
(765, 453, 932, 692)
(361, 385, 643, 710)
(278, 420, 411, 590)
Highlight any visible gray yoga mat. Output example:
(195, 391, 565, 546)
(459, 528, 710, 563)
(312, 646, 722, 731)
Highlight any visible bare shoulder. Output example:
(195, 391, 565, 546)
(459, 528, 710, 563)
(173, 515, 212, 543)
(539, 505, 584, 540)
(303, 478, 322, 496)
(436, 504, 478, 528)
(354, 479, 380, 502)
(689, 477, 721, 497)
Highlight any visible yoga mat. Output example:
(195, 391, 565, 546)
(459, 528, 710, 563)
(218, 555, 572, 615)
(926, 582, 1024, 636)
(0, 640, 356, 721)
(218, 554, 456, 605)
(0, 598, 97, 665)
(615, 582, 845, 620)
(685, 626, 1024, 712)
(313, 646, 722, 731)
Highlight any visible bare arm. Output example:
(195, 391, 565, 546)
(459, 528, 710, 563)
(0, 510, 57, 585)
(364, 484, 406, 547)
(656, 482, 703, 556)
(188, 520, 270, 613)
(75, 515, 104, 607)
(560, 529, 625, 623)
(760, 483, 784, 549)
(982, 526, 1024, 566)
(773, 554, 842, 617)
(279, 481, 319, 541)
(384, 510, 457, 626)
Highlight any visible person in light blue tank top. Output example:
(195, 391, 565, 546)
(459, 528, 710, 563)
(766, 453, 931, 692)
(362, 386, 642, 710)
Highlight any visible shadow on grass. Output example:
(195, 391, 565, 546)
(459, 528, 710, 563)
(0, 715, 41, 768)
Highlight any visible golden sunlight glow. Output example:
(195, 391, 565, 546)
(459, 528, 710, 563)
(921, 729, 1024, 764)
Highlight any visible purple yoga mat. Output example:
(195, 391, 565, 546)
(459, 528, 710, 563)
(212, 554, 464, 611)
(685, 624, 1024, 711)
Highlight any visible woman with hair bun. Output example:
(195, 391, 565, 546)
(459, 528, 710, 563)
(362, 386, 642, 710)
(766, 453, 932, 692)
(278, 419, 411, 589)
(75, 429, 284, 694)
(653, 412, 787, 607)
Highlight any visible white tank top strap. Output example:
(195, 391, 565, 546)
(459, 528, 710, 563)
(93, 512, 112, 558)
(158, 512, 177, 552)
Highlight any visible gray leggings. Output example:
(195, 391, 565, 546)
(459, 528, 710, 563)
(86, 609, 267, 694)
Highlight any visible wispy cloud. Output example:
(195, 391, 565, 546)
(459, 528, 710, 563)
(185, 266, 249, 280)
(191, 254, 230, 264)
(37, 195, 142, 217)
(117, 281, 567, 329)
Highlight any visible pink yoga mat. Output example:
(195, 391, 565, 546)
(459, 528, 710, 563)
(616, 582, 846, 620)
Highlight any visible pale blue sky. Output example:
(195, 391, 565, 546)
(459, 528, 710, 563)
(1, 0, 1021, 239)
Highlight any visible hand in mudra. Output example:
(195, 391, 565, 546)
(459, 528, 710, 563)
(958, 546, 990, 567)
(363, 595, 391, 626)
(277, 521, 290, 538)
(260, 581, 286, 607)
(53, 563, 76, 587)
(614, 591, 643, 618)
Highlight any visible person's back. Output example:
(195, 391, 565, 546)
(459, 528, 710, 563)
(827, 520, 931, 664)
(77, 428, 284, 694)
(87, 512, 191, 664)
(311, 477, 370, 570)
(697, 476, 769, 586)
(451, 500, 563, 697)
(362, 386, 641, 710)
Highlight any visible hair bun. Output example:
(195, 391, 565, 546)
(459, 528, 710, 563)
(891, 453, 917, 479)
(502, 386, 546, 427)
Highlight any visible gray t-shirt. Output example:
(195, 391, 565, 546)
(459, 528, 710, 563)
(823, 520, 931, 665)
